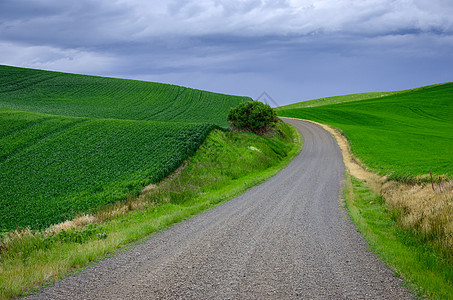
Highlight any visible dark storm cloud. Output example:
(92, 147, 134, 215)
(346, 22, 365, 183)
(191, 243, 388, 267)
(0, 0, 452, 104)
(0, 0, 136, 48)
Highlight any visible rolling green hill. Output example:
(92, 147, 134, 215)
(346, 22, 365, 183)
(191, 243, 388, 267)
(0, 65, 247, 127)
(0, 65, 250, 230)
(278, 83, 447, 110)
(279, 83, 453, 181)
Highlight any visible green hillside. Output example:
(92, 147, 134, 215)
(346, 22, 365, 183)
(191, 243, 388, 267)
(278, 92, 399, 109)
(279, 83, 453, 181)
(0, 65, 249, 230)
(278, 83, 446, 110)
(0, 65, 248, 127)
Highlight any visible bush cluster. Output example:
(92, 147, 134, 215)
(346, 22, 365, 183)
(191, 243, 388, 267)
(227, 101, 278, 135)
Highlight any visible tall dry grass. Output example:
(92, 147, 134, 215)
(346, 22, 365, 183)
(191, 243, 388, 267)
(383, 180, 453, 249)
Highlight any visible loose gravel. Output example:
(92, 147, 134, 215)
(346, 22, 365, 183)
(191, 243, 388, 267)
(25, 119, 412, 299)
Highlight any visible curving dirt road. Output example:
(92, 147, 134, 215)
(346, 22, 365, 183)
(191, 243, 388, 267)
(26, 119, 412, 299)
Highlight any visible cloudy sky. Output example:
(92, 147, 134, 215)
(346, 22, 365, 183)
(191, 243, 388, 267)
(1, 0, 452, 105)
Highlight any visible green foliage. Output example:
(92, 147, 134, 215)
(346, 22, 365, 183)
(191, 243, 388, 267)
(0, 224, 103, 263)
(279, 83, 453, 181)
(50, 224, 101, 245)
(0, 65, 250, 231)
(227, 101, 278, 135)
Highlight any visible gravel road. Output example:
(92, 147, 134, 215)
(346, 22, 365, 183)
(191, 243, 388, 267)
(26, 119, 412, 299)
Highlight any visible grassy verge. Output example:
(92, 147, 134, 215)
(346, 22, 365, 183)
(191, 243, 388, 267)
(345, 175, 453, 299)
(0, 121, 302, 299)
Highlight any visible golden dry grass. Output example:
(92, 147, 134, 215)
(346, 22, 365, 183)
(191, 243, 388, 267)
(47, 215, 98, 234)
(383, 180, 453, 249)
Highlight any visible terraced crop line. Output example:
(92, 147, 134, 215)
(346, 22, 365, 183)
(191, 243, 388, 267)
(24, 118, 412, 299)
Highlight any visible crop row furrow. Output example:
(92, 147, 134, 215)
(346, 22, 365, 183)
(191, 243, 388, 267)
(0, 73, 59, 94)
(0, 117, 86, 164)
(0, 109, 54, 138)
(0, 110, 216, 230)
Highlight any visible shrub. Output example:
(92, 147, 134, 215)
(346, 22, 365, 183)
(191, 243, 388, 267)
(227, 101, 278, 135)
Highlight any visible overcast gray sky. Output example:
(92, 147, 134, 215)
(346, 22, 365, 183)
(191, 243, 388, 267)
(1, 0, 452, 105)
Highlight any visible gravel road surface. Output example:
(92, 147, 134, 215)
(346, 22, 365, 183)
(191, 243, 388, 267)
(26, 119, 412, 299)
